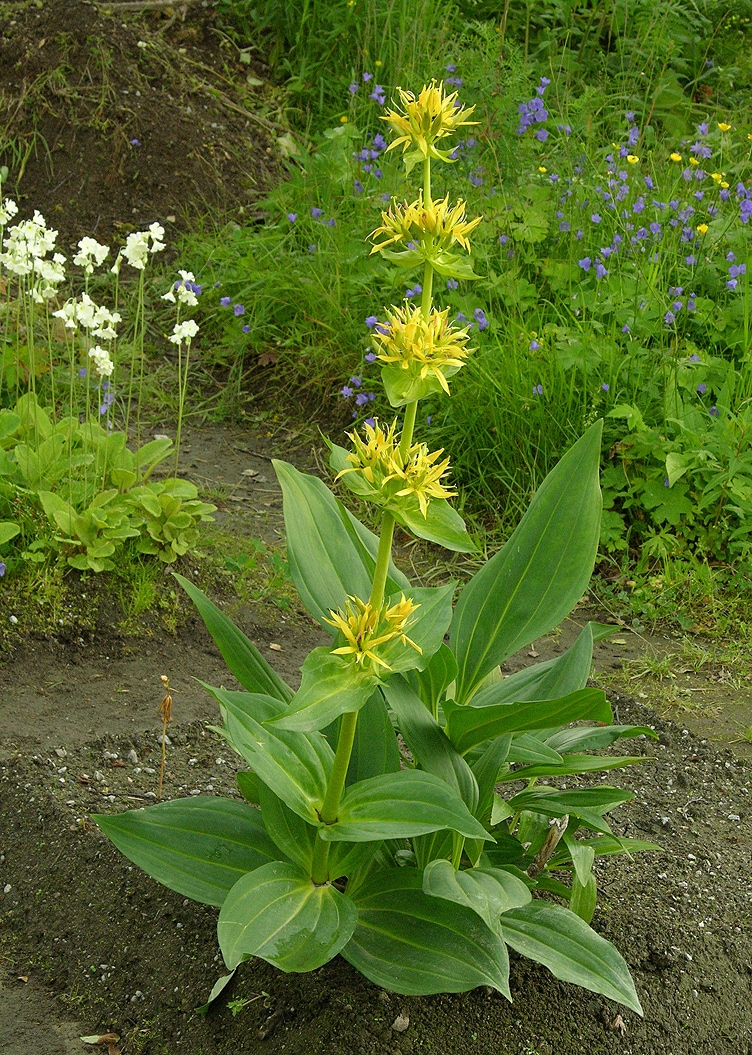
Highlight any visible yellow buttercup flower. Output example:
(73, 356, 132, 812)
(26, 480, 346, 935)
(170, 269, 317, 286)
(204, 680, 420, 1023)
(711, 172, 723, 183)
(689, 157, 699, 166)
(696, 223, 709, 234)
(538, 166, 547, 173)
(370, 194, 481, 256)
(375, 59, 382, 67)
(670, 152, 683, 162)
(721, 181, 730, 189)
(325, 594, 421, 671)
(382, 81, 476, 169)
(718, 122, 731, 132)
(627, 155, 639, 164)
(372, 303, 474, 393)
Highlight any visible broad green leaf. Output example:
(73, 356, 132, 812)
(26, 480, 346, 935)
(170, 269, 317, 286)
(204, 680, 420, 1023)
(482, 829, 527, 866)
(195, 970, 236, 1015)
(218, 861, 357, 972)
(380, 584, 455, 673)
(0, 521, 20, 545)
(446, 688, 612, 755)
(270, 647, 379, 732)
(405, 643, 458, 709)
(382, 676, 479, 813)
(343, 868, 511, 996)
(392, 495, 474, 553)
(273, 460, 408, 625)
(258, 784, 317, 871)
(499, 901, 643, 1014)
(207, 685, 333, 824)
(423, 860, 531, 932)
(473, 623, 595, 708)
(509, 786, 632, 835)
(174, 574, 292, 702)
(497, 754, 647, 781)
(320, 770, 492, 843)
(570, 872, 598, 923)
(563, 832, 595, 888)
(545, 724, 657, 753)
(451, 421, 603, 703)
(345, 689, 401, 784)
(548, 834, 662, 867)
(471, 735, 513, 825)
(93, 798, 278, 907)
(0, 409, 20, 444)
(506, 734, 563, 765)
(236, 770, 262, 804)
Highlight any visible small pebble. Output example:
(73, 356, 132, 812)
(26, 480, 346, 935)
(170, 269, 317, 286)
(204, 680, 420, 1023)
(127, 749, 139, 764)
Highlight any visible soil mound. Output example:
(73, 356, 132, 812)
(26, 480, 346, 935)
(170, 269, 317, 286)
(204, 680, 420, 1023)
(0, 0, 282, 248)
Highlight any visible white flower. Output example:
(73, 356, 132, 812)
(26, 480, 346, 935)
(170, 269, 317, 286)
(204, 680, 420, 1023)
(148, 222, 166, 254)
(73, 236, 110, 274)
(0, 198, 18, 225)
(52, 300, 79, 329)
(88, 345, 114, 377)
(169, 319, 199, 344)
(122, 231, 150, 270)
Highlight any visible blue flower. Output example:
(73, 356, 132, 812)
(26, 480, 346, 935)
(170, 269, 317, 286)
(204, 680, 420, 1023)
(622, 323, 631, 334)
(365, 315, 378, 328)
(348, 82, 359, 94)
(130, 138, 141, 147)
(340, 385, 354, 398)
(0, 561, 5, 577)
(220, 296, 231, 307)
(310, 207, 324, 219)
(601, 382, 610, 391)
(362, 72, 373, 82)
(697, 383, 707, 394)
(474, 308, 489, 330)
(578, 257, 592, 271)
(446, 278, 459, 290)
(370, 84, 386, 105)
(233, 304, 245, 316)
(529, 340, 541, 351)
(287, 212, 297, 223)
(595, 261, 608, 279)
(242, 324, 250, 333)
(709, 405, 719, 416)
(365, 352, 377, 363)
(532, 383, 543, 395)
(689, 353, 701, 362)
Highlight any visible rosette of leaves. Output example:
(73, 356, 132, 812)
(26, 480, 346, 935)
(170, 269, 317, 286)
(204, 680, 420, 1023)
(95, 427, 655, 1011)
(125, 479, 216, 563)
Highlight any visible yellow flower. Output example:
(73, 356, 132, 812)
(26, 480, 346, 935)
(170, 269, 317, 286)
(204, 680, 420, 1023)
(337, 418, 456, 517)
(670, 152, 683, 162)
(689, 157, 699, 166)
(718, 122, 731, 132)
(382, 81, 476, 168)
(538, 166, 547, 173)
(371, 303, 474, 393)
(325, 594, 421, 671)
(340, 115, 349, 123)
(720, 180, 730, 189)
(711, 172, 723, 183)
(627, 155, 639, 164)
(375, 59, 382, 67)
(370, 194, 481, 256)
(696, 223, 709, 234)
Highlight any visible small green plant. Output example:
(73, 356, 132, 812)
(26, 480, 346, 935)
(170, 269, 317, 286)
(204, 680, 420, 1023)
(96, 84, 655, 1013)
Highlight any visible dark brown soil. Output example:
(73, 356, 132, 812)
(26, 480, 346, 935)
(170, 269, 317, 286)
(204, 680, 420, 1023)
(0, 0, 283, 248)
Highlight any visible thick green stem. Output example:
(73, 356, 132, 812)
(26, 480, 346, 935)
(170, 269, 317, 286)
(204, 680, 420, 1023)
(311, 709, 359, 884)
(423, 156, 431, 205)
(369, 511, 396, 610)
(451, 832, 465, 870)
(399, 400, 418, 461)
(421, 261, 434, 316)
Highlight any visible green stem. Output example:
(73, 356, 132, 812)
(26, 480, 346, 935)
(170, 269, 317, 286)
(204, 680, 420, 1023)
(369, 511, 396, 610)
(451, 832, 464, 870)
(399, 400, 418, 461)
(311, 709, 359, 884)
(421, 260, 433, 316)
(423, 156, 431, 205)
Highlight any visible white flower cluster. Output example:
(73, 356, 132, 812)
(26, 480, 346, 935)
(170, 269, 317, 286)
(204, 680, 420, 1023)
(169, 319, 199, 344)
(73, 236, 110, 275)
(88, 344, 114, 378)
(0, 209, 67, 301)
(53, 293, 122, 341)
(112, 221, 166, 273)
(0, 196, 19, 226)
(162, 269, 198, 307)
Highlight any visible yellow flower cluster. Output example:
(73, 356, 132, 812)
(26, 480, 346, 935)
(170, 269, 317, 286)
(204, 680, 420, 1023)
(382, 81, 477, 166)
(338, 419, 455, 516)
(324, 594, 421, 670)
(372, 303, 473, 393)
(370, 194, 481, 256)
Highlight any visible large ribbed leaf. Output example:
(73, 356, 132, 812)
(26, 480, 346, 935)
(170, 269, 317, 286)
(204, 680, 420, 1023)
(207, 685, 333, 824)
(422, 860, 531, 932)
(382, 676, 478, 813)
(343, 868, 511, 996)
(451, 421, 602, 703)
(175, 574, 293, 701)
(320, 770, 491, 843)
(274, 460, 409, 625)
(218, 861, 357, 972)
(499, 901, 643, 1014)
(446, 688, 611, 755)
(93, 798, 279, 907)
